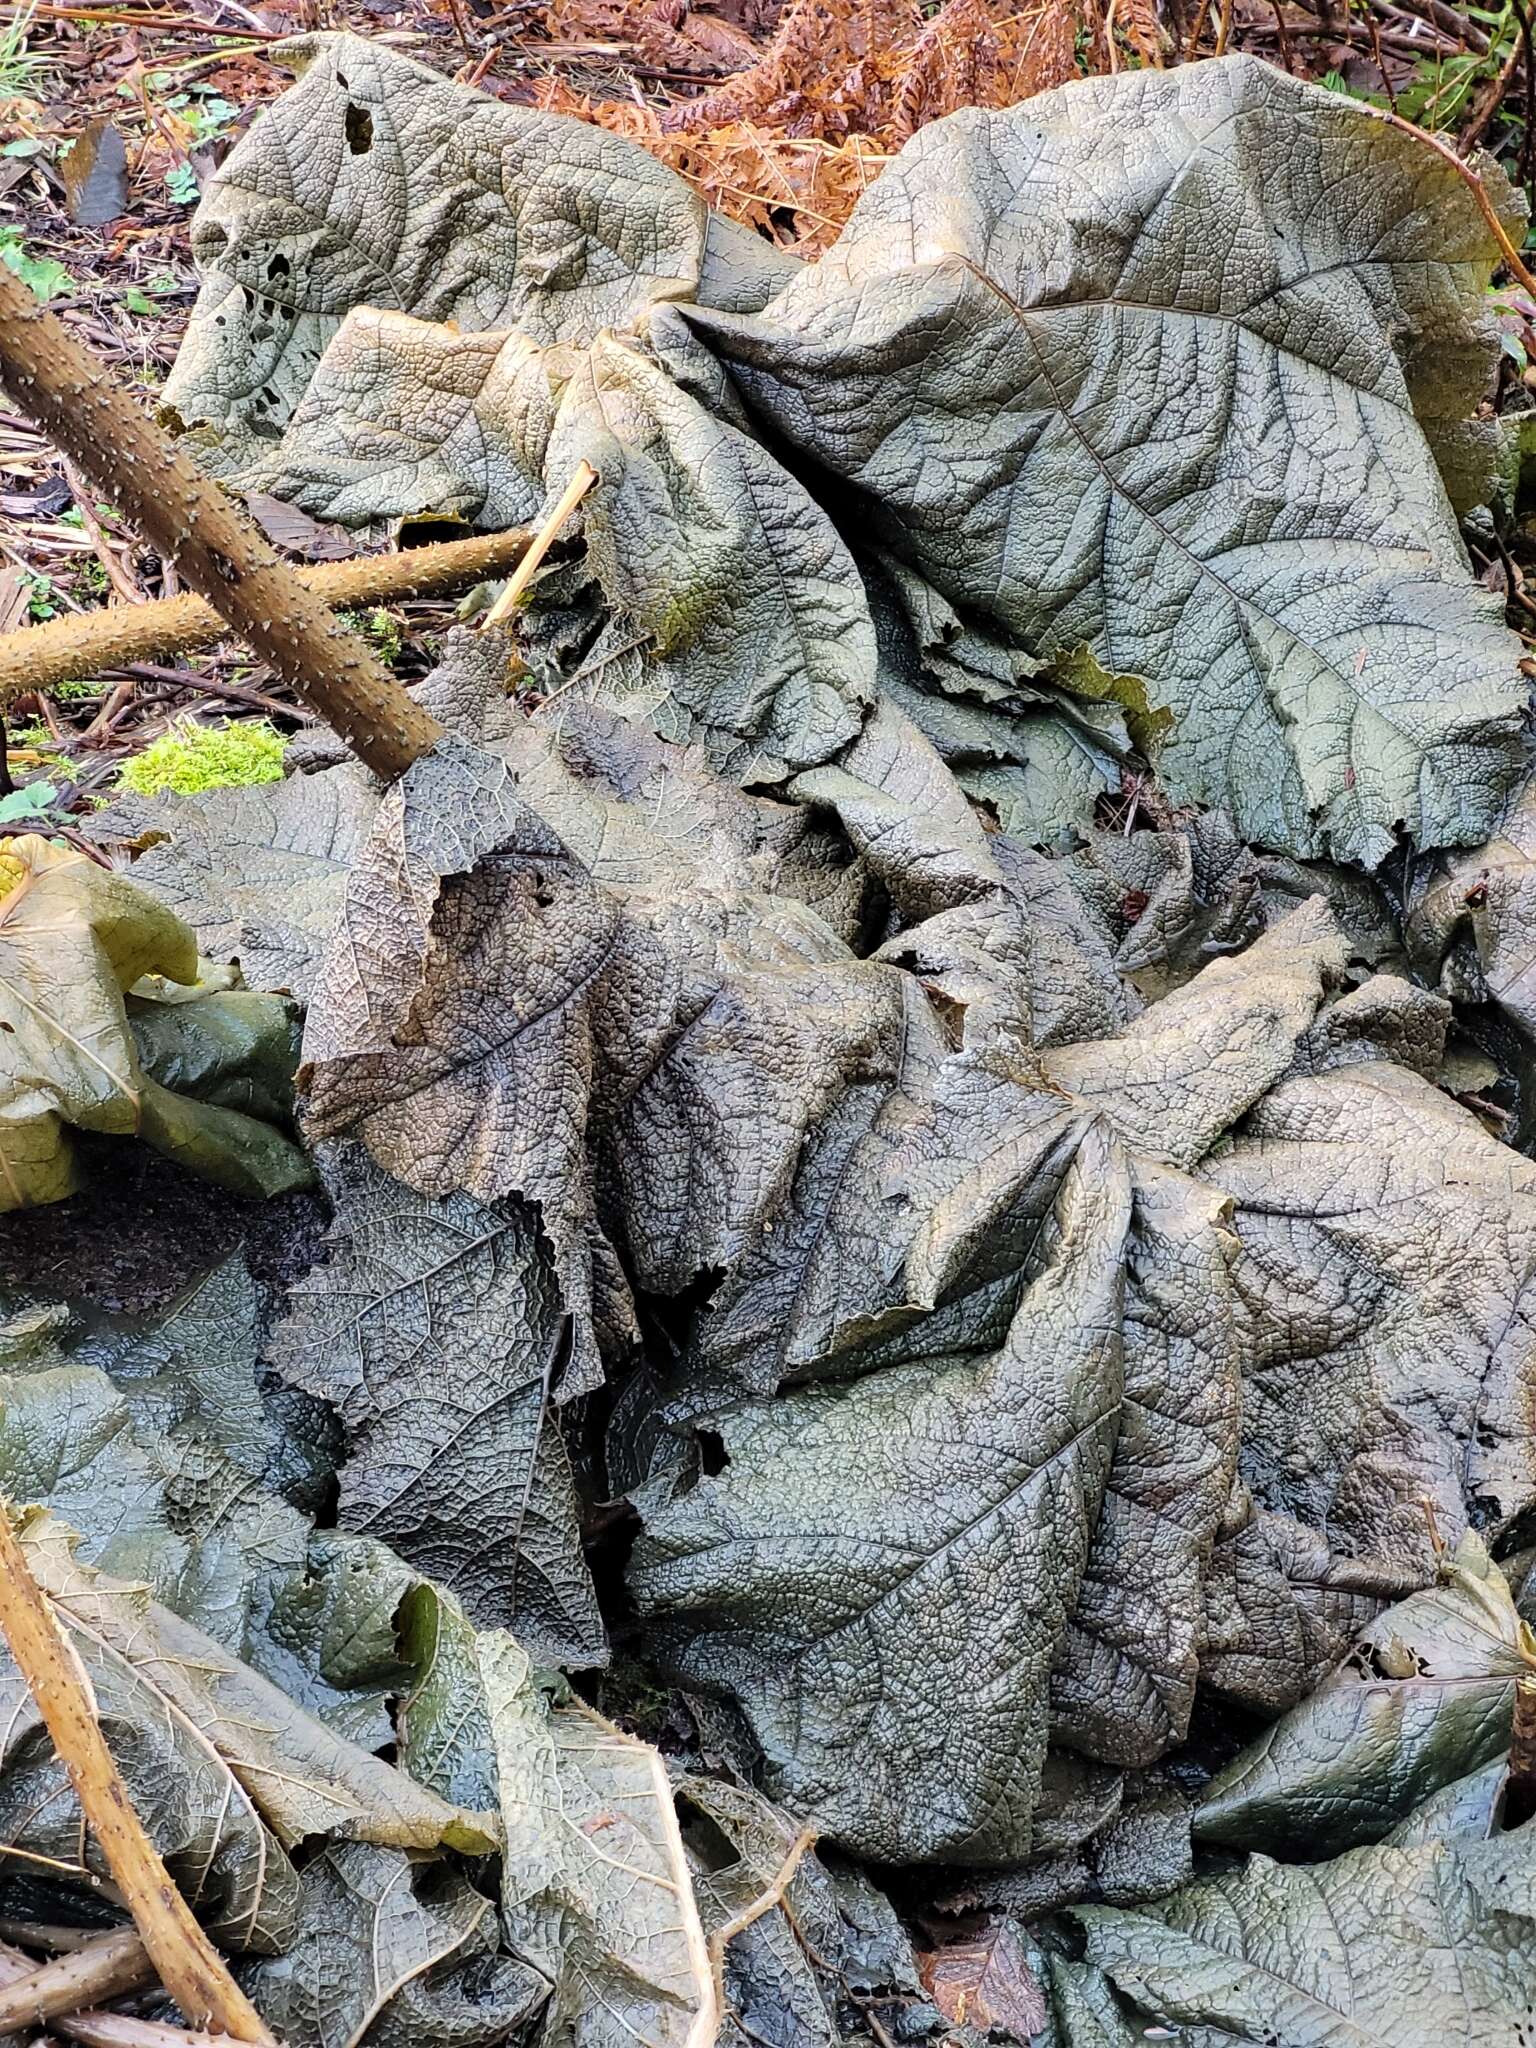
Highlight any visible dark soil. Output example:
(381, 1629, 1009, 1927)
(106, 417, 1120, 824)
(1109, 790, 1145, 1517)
(0, 1133, 328, 1314)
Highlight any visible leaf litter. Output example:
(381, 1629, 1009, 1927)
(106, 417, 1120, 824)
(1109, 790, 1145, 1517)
(4, 30, 1536, 2048)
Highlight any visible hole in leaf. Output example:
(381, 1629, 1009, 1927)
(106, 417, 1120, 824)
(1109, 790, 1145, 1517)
(345, 103, 373, 155)
(697, 1430, 728, 1477)
(267, 252, 290, 279)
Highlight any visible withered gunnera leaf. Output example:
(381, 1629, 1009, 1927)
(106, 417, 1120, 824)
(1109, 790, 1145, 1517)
(1069, 1824, 1536, 2046)
(0, 835, 309, 1208)
(682, 55, 1527, 864)
(539, 334, 873, 781)
(11, 1510, 496, 1862)
(0, 1509, 301, 1955)
(1201, 1057, 1536, 1561)
(298, 737, 632, 1392)
(269, 1142, 606, 1667)
(239, 1842, 544, 2048)
(246, 315, 554, 532)
(1195, 1534, 1534, 1860)
(631, 1125, 1132, 1866)
(299, 728, 913, 1382)
(94, 760, 382, 1003)
(161, 30, 794, 474)
(1197, 1494, 1426, 1716)
(479, 1629, 718, 2048)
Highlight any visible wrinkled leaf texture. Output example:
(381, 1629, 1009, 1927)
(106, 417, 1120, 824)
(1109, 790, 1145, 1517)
(167, 40, 1527, 862)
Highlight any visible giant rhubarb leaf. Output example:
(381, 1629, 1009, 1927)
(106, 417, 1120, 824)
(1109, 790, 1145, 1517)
(1070, 1823, 1536, 2045)
(269, 1141, 606, 1666)
(161, 31, 793, 476)
(1195, 1535, 1534, 1858)
(240, 1842, 543, 2048)
(0, 834, 309, 1207)
(0, 1512, 493, 1953)
(631, 1126, 1132, 1864)
(478, 1628, 717, 2048)
(683, 57, 1527, 861)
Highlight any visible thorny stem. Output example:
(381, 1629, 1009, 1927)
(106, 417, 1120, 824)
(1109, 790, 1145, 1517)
(0, 260, 443, 780)
(0, 1938, 234, 2048)
(0, 1506, 278, 2045)
(0, 525, 534, 706)
(0, 1927, 154, 2034)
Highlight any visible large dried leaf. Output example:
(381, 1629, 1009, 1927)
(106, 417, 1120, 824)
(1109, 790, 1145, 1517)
(299, 723, 911, 1383)
(676, 1772, 933, 2048)
(539, 335, 873, 778)
(1201, 1056, 1536, 1560)
(240, 1842, 543, 2048)
(162, 31, 794, 476)
(95, 761, 382, 1002)
(298, 738, 624, 1388)
(269, 1142, 605, 1666)
(1198, 1496, 1425, 1716)
(1070, 1823, 1536, 2046)
(479, 1629, 717, 2048)
(0, 1510, 484, 1954)
(1195, 1535, 1532, 1859)
(631, 1127, 1132, 1864)
(684, 57, 1527, 861)
(248, 315, 552, 530)
(1407, 759, 1536, 1119)
(0, 1259, 415, 1747)
(12, 1510, 495, 1856)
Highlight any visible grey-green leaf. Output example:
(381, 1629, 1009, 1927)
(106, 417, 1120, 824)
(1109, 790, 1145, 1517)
(269, 1142, 605, 1666)
(630, 1127, 1132, 1864)
(1195, 1535, 1530, 1859)
(1074, 1825, 1536, 2046)
(684, 56, 1527, 862)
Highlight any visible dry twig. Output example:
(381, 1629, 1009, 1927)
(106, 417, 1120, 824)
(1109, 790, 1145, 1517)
(0, 526, 533, 705)
(0, 1507, 277, 2045)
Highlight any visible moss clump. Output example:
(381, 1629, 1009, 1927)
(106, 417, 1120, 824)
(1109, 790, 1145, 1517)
(117, 717, 287, 798)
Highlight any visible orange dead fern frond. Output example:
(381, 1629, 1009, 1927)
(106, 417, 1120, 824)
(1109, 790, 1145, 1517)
(537, 0, 1083, 249)
(542, 0, 758, 72)
(533, 79, 890, 250)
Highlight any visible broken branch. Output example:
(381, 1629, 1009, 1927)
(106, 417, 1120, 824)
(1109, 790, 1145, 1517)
(0, 1505, 277, 2045)
(0, 526, 533, 706)
(0, 260, 442, 780)
(480, 462, 596, 630)
(0, 1938, 233, 2048)
(0, 1926, 154, 2033)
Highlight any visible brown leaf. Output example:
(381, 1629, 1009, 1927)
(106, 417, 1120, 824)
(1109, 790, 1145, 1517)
(917, 1918, 1046, 2036)
(243, 491, 361, 563)
(61, 119, 128, 228)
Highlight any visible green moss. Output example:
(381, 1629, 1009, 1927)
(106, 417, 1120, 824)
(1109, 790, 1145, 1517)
(117, 717, 287, 798)
(339, 606, 404, 664)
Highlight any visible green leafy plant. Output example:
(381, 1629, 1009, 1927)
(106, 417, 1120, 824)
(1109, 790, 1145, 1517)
(116, 717, 287, 797)
(164, 161, 201, 207)
(0, 6, 46, 112)
(0, 229, 70, 305)
(338, 606, 404, 663)
(21, 569, 56, 620)
(0, 781, 57, 827)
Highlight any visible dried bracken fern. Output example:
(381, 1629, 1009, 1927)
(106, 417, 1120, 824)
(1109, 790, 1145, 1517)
(532, 80, 889, 248)
(535, 0, 1083, 247)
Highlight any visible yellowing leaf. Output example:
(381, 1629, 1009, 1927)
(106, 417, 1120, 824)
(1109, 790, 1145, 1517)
(0, 834, 195, 1207)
